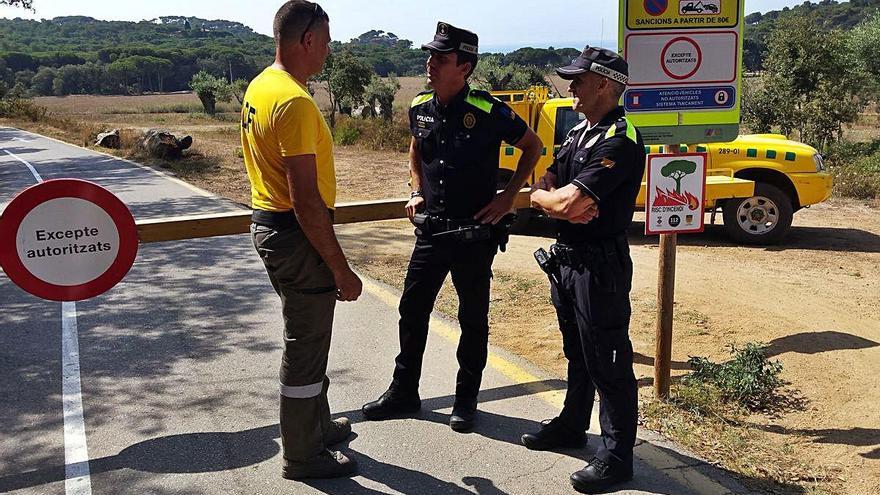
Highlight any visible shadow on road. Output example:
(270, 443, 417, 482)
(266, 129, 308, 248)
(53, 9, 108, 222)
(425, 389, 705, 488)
(0, 377, 793, 495)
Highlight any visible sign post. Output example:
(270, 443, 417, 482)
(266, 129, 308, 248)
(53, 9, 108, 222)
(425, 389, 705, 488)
(620, 0, 743, 399)
(0, 179, 138, 302)
(646, 151, 707, 397)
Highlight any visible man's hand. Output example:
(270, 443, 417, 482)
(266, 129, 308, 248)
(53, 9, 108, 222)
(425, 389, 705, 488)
(333, 266, 363, 302)
(475, 189, 517, 225)
(530, 184, 599, 224)
(577, 203, 600, 224)
(405, 195, 425, 221)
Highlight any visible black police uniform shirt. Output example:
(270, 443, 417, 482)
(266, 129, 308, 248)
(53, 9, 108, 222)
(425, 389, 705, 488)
(548, 106, 646, 243)
(409, 84, 528, 219)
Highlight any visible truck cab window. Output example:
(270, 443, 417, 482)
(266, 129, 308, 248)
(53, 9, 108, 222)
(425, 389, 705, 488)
(555, 108, 585, 146)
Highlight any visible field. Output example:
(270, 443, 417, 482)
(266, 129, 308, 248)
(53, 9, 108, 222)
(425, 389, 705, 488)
(6, 84, 880, 494)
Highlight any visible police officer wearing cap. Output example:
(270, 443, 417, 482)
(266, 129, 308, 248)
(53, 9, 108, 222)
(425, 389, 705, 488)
(362, 21, 542, 432)
(526, 46, 645, 493)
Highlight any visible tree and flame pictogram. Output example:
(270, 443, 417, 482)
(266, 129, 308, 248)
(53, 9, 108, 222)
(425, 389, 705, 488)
(653, 159, 701, 210)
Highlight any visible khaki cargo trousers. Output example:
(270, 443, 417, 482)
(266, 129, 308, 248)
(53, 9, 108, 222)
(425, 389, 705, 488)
(251, 223, 337, 461)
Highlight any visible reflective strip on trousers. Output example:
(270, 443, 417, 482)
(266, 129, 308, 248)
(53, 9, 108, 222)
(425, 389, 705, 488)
(280, 381, 324, 399)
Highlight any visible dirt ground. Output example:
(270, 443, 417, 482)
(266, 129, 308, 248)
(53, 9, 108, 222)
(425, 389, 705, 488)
(7, 89, 880, 494)
(335, 198, 880, 495)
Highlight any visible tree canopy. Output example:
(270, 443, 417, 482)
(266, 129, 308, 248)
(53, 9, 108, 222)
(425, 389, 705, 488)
(661, 160, 697, 194)
(744, 0, 880, 71)
(0, 15, 573, 97)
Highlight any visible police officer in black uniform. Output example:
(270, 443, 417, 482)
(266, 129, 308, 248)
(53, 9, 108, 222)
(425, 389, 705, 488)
(525, 46, 646, 493)
(362, 21, 542, 432)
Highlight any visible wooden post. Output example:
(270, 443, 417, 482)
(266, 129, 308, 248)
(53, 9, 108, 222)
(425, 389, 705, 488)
(654, 231, 676, 399)
(654, 144, 679, 400)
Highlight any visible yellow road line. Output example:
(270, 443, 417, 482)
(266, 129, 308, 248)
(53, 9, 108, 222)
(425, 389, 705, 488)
(359, 275, 566, 412)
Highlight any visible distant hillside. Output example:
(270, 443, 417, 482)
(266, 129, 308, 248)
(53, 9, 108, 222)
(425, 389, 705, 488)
(0, 15, 274, 95)
(0, 15, 580, 97)
(745, 0, 880, 70)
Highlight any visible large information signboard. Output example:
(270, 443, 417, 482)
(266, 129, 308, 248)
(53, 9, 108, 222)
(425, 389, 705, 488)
(619, 0, 744, 144)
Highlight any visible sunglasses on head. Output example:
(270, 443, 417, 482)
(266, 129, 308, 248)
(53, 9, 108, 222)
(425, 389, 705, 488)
(300, 3, 325, 44)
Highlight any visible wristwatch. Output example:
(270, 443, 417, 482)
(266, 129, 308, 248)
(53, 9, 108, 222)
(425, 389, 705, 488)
(410, 191, 423, 199)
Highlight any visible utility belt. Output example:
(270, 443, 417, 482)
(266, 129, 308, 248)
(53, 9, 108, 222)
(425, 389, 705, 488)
(251, 208, 335, 231)
(412, 212, 516, 251)
(551, 233, 628, 268)
(535, 234, 628, 292)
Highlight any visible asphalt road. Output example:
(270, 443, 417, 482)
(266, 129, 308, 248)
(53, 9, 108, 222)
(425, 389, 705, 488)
(0, 127, 751, 495)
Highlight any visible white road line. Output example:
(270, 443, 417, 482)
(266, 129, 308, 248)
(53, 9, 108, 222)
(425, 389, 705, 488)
(4, 146, 93, 494)
(62, 302, 92, 495)
(2, 148, 44, 181)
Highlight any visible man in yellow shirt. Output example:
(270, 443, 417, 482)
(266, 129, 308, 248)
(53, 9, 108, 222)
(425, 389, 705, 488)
(241, 0, 361, 480)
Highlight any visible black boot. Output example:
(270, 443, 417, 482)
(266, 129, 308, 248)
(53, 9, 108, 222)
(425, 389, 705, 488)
(362, 388, 421, 420)
(449, 399, 477, 433)
(521, 417, 587, 451)
(570, 457, 633, 493)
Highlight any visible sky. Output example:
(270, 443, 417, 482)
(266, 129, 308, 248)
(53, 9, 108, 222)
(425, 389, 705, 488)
(0, 0, 810, 52)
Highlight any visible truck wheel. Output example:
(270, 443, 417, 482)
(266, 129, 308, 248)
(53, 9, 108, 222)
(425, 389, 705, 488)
(722, 182, 794, 245)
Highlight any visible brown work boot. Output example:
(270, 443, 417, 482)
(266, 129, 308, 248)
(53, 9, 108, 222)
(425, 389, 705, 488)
(282, 449, 357, 480)
(325, 417, 352, 446)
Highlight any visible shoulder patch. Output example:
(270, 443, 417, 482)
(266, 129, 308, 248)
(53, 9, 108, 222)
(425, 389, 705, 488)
(604, 117, 638, 143)
(465, 89, 494, 113)
(411, 92, 434, 108)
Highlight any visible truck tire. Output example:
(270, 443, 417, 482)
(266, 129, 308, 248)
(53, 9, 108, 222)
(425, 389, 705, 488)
(721, 182, 794, 245)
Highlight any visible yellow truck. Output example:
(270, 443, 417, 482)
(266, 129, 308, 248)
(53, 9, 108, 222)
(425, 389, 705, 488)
(492, 87, 833, 244)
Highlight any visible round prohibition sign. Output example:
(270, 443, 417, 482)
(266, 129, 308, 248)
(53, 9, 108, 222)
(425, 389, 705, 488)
(661, 37, 703, 81)
(644, 0, 668, 16)
(0, 179, 138, 301)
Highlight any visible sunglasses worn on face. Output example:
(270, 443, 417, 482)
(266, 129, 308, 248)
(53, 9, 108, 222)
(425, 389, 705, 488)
(300, 3, 324, 44)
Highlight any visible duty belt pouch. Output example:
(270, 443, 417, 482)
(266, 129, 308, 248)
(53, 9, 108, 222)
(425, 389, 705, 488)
(412, 213, 429, 237)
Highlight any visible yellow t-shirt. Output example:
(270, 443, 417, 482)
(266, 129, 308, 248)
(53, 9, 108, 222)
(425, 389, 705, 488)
(240, 66, 336, 211)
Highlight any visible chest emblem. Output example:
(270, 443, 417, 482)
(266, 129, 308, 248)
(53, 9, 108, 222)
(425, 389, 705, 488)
(601, 158, 617, 169)
(463, 112, 476, 129)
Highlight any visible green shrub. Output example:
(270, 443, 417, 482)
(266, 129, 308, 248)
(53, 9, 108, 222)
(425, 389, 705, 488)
(331, 114, 410, 151)
(824, 140, 880, 199)
(685, 343, 783, 411)
(0, 97, 48, 121)
(359, 117, 410, 152)
(333, 119, 361, 145)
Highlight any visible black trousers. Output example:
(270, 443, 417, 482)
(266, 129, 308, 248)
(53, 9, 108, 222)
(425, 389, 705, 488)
(550, 239, 638, 467)
(392, 235, 496, 403)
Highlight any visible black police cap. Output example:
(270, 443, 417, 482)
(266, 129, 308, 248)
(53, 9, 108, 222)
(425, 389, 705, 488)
(421, 21, 479, 56)
(556, 46, 629, 85)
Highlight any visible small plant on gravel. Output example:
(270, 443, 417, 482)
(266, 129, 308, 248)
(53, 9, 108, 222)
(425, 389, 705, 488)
(685, 342, 784, 411)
